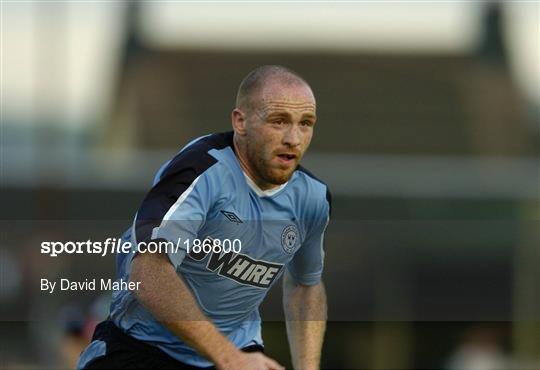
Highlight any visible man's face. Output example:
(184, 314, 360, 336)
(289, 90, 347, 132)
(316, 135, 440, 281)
(241, 83, 317, 189)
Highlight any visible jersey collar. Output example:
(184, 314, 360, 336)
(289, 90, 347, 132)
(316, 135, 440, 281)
(243, 172, 288, 197)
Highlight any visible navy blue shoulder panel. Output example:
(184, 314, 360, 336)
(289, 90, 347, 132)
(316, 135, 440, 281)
(296, 165, 332, 216)
(160, 131, 233, 182)
(135, 131, 233, 243)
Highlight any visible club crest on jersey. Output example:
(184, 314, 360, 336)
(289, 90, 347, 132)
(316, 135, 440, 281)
(281, 224, 298, 254)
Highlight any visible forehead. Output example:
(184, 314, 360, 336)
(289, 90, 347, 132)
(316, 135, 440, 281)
(255, 83, 316, 115)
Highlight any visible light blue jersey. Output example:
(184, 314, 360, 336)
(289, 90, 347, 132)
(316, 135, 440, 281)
(78, 131, 331, 368)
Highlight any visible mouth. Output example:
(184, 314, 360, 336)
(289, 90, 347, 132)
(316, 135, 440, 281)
(275, 153, 298, 165)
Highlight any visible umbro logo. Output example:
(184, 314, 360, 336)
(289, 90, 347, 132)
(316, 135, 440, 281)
(220, 210, 243, 224)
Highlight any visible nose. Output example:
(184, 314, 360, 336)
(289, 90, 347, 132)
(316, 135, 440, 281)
(283, 125, 301, 147)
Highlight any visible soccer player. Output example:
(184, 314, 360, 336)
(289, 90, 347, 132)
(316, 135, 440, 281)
(77, 65, 331, 370)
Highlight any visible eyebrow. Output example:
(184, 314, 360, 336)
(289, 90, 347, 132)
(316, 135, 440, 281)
(301, 113, 317, 120)
(265, 111, 317, 120)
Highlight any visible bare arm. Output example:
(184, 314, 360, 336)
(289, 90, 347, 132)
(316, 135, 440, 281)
(130, 252, 284, 370)
(283, 271, 327, 370)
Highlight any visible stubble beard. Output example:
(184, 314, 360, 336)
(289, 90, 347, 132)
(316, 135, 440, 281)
(246, 139, 295, 187)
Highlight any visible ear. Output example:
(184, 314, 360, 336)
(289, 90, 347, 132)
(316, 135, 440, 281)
(231, 108, 247, 136)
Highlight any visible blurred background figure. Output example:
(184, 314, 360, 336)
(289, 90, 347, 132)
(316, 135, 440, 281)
(58, 295, 109, 369)
(58, 305, 95, 369)
(1, 1, 538, 369)
(445, 325, 511, 370)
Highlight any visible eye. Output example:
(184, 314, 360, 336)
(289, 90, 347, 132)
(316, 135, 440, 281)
(301, 120, 314, 127)
(271, 118, 285, 125)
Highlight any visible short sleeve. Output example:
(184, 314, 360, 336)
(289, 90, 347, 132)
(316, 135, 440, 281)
(133, 158, 217, 269)
(287, 189, 331, 285)
(150, 172, 213, 268)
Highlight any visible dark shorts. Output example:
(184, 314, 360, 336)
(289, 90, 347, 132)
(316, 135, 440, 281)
(82, 320, 263, 370)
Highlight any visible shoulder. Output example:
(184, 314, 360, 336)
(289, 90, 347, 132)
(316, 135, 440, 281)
(295, 165, 332, 217)
(157, 131, 234, 185)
